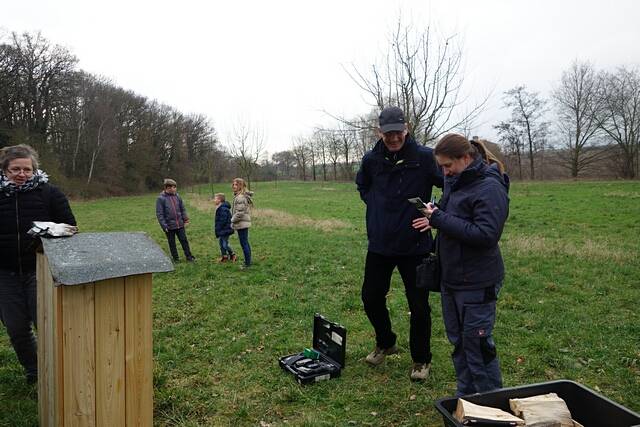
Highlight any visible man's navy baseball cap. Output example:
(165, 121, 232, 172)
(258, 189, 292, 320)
(379, 106, 406, 133)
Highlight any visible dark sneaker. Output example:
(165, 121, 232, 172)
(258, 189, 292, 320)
(187, 256, 196, 262)
(230, 254, 238, 263)
(240, 263, 251, 270)
(410, 363, 431, 381)
(365, 344, 398, 366)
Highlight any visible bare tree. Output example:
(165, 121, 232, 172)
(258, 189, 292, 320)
(291, 136, 309, 181)
(0, 31, 77, 148)
(494, 122, 524, 179)
(86, 79, 117, 185)
(344, 18, 487, 144)
(272, 150, 296, 179)
(326, 130, 341, 180)
(336, 123, 357, 180)
(552, 61, 607, 178)
(596, 66, 640, 178)
(227, 120, 265, 188)
(499, 86, 550, 179)
(313, 129, 328, 181)
(307, 135, 317, 181)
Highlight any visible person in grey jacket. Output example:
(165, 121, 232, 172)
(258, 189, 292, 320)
(156, 178, 195, 262)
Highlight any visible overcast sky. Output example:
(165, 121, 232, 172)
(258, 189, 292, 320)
(3, 0, 640, 155)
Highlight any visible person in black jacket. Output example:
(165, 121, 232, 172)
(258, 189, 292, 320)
(213, 193, 236, 263)
(0, 144, 76, 384)
(413, 134, 509, 396)
(356, 106, 443, 381)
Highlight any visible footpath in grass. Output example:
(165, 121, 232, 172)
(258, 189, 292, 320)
(0, 180, 639, 426)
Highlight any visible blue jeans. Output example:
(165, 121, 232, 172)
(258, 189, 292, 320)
(441, 282, 503, 396)
(0, 269, 38, 377)
(237, 228, 251, 266)
(218, 236, 234, 256)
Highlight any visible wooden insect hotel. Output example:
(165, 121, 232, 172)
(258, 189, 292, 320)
(36, 232, 173, 426)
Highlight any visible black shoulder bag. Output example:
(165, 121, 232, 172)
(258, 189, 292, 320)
(416, 231, 441, 292)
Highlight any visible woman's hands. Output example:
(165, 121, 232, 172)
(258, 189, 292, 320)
(412, 202, 438, 232)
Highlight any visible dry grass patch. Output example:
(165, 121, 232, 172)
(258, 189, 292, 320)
(254, 208, 350, 232)
(185, 193, 350, 232)
(604, 191, 640, 199)
(185, 193, 216, 214)
(503, 235, 631, 263)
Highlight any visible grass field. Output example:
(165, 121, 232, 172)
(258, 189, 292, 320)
(1, 180, 639, 426)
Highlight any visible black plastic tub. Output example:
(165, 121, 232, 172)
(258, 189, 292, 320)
(435, 380, 640, 427)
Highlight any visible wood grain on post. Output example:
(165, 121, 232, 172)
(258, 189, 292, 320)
(125, 274, 153, 427)
(62, 284, 96, 427)
(95, 278, 126, 427)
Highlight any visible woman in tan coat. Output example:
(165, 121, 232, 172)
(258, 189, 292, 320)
(231, 178, 254, 268)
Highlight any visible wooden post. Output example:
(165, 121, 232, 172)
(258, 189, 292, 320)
(38, 256, 156, 426)
(36, 232, 172, 427)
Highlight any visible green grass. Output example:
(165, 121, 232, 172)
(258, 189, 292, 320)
(1, 180, 639, 426)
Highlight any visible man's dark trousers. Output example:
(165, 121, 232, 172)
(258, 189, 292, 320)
(361, 251, 432, 364)
(166, 227, 193, 260)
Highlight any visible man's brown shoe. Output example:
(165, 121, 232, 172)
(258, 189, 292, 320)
(410, 362, 431, 381)
(365, 344, 398, 366)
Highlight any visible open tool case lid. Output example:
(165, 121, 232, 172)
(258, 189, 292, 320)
(312, 313, 346, 367)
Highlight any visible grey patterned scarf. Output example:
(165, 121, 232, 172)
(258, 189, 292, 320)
(0, 170, 49, 196)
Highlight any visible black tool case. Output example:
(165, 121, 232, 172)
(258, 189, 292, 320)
(279, 313, 346, 385)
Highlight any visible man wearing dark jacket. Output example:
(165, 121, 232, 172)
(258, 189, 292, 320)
(355, 106, 443, 381)
(156, 178, 195, 262)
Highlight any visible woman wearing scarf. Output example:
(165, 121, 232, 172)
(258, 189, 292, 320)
(0, 144, 76, 384)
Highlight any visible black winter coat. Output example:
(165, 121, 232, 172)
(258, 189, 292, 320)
(214, 201, 234, 238)
(429, 158, 510, 290)
(356, 136, 443, 256)
(0, 184, 76, 273)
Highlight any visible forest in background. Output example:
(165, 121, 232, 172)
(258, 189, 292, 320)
(1, 31, 638, 198)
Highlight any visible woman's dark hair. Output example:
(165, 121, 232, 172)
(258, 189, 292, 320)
(0, 144, 39, 171)
(434, 134, 505, 173)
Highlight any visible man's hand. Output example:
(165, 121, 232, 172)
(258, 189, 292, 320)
(412, 217, 431, 232)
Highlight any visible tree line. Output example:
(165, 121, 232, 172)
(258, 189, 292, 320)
(0, 32, 236, 196)
(269, 20, 640, 181)
(495, 63, 640, 180)
(2, 30, 638, 197)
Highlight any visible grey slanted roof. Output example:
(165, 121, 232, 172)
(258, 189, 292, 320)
(41, 232, 174, 286)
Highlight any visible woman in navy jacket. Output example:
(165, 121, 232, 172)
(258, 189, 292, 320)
(413, 134, 509, 396)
